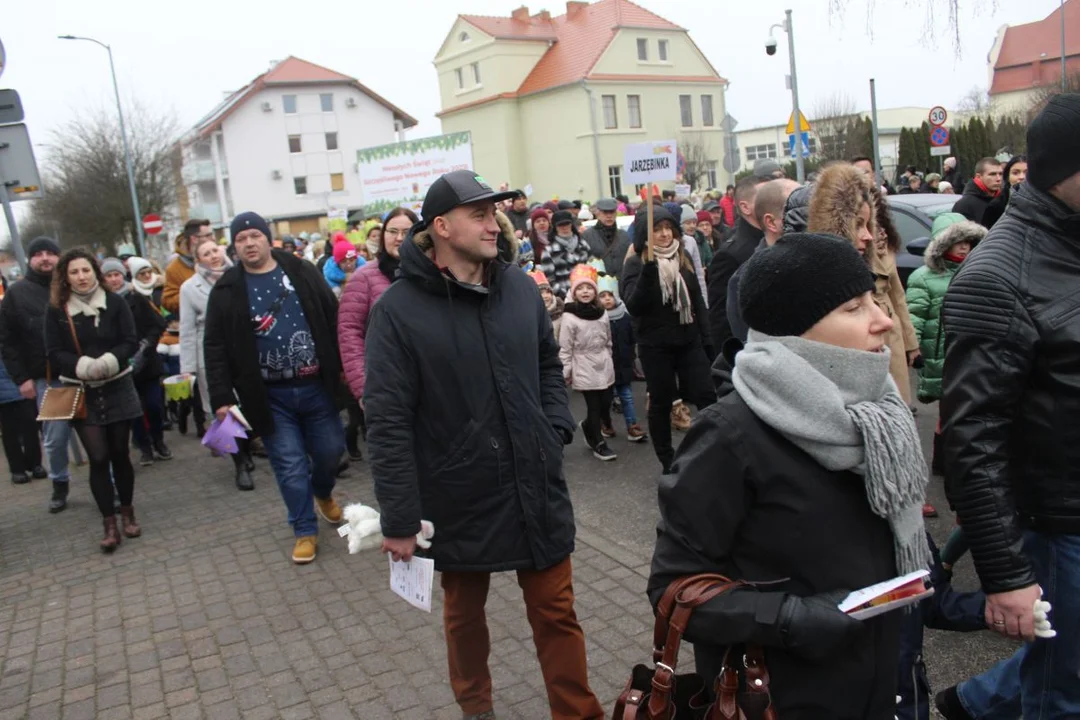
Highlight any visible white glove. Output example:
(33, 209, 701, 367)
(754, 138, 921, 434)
(1034, 598, 1056, 639)
(88, 353, 120, 380)
(75, 356, 95, 380)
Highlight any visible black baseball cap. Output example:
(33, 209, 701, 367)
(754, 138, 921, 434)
(419, 170, 516, 227)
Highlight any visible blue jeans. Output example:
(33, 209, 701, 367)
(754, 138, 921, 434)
(34, 379, 71, 483)
(614, 383, 638, 427)
(959, 531, 1080, 719)
(262, 383, 344, 537)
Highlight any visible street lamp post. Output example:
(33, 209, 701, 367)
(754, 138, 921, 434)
(769, 10, 804, 182)
(58, 35, 146, 256)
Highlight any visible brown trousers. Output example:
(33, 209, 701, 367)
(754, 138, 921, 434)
(441, 556, 603, 719)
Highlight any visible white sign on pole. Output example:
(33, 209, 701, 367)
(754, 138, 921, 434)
(357, 132, 473, 218)
(0, 123, 43, 201)
(930, 145, 951, 157)
(623, 139, 678, 185)
(673, 183, 691, 198)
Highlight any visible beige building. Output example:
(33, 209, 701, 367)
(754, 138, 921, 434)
(733, 107, 939, 181)
(435, 0, 728, 202)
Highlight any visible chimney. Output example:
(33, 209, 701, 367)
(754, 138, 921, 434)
(566, 1, 587, 18)
(511, 6, 530, 22)
(533, 9, 551, 22)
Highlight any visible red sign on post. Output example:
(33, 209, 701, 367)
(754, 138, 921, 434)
(142, 213, 163, 235)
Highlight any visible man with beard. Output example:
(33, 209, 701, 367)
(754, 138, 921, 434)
(0, 237, 68, 511)
(581, 198, 631, 278)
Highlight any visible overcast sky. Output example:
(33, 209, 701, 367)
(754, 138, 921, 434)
(1, 0, 1064, 241)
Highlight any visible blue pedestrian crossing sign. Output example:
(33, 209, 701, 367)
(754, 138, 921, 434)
(788, 131, 811, 158)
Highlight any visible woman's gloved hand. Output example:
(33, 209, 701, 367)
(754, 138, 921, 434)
(778, 590, 863, 661)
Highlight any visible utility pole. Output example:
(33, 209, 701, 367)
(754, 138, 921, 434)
(869, 79, 882, 188)
(785, 10, 804, 183)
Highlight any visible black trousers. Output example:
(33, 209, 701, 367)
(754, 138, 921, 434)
(345, 398, 365, 452)
(638, 341, 715, 470)
(581, 387, 613, 449)
(0, 399, 41, 475)
(74, 421, 135, 517)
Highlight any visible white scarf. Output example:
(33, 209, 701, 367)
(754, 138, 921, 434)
(66, 283, 108, 327)
(732, 331, 930, 575)
(132, 273, 160, 297)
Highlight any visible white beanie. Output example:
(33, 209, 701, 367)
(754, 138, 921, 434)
(126, 257, 153, 277)
(680, 204, 697, 224)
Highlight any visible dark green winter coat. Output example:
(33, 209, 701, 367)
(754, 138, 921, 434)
(905, 221, 987, 401)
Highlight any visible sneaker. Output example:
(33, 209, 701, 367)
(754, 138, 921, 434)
(600, 422, 616, 439)
(138, 449, 154, 467)
(292, 536, 317, 564)
(11, 473, 30, 485)
(934, 686, 974, 720)
(592, 442, 617, 461)
(314, 496, 343, 524)
(627, 424, 648, 442)
(30, 466, 47, 480)
(922, 503, 939, 518)
(153, 440, 173, 461)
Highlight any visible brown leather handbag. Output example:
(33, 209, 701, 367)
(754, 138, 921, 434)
(36, 312, 87, 422)
(612, 574, 777, 720)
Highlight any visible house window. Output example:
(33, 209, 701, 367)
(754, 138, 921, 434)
(608, 165, 623, 198)
(706, 161, 718, 189)
(602, 95, 618, 129)
(472, 62, 481, 85)
(330, 173, 345, 192)
(459, 31, 471, 42)
(455, 68, 464, 89)
(320, 93, 333, 112)
(637, 38, 648, 61)
(294, 176, 307, 195)
(325, 132, 338, 151)
(627, 95, 642, 128)
(283, 95, 297, 114)
(288, 135, 302, 153)
(658, 39, 669, 61)
(746, 144, 779, 161)
(701, 95, 714, 126)
(679, 95, 693, 127)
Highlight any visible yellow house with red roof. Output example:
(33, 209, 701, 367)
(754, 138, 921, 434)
(435, 0, 729, 202)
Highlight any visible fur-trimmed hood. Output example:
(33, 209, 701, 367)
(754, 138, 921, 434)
(808, 164, 876, 246)
(924, 220, 986, 273)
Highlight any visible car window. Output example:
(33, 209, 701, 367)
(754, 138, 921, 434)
(890, 207, 931, 244)
(921, 200, 960, 218)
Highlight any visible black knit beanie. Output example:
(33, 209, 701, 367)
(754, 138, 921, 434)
(229, 211, 272, 244)
(26, 236, 61, 258)
(1027, 93, 1080, 193)
(739, 232, 875, 337)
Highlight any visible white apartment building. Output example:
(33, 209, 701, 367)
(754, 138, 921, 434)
(179, 56, 417, 236)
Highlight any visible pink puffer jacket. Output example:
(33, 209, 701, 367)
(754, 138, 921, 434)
(558, 310, 615, 391)
(337, 260, 393, 400)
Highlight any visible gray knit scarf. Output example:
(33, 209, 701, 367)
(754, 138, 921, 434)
(732, 331, 930, 575)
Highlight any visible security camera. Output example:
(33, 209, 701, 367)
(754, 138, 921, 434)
(765, 36, 778, 55)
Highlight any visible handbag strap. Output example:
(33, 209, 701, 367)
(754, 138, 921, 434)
(714, 645, 776, 720)
(647, 575, 745, 719)
(45, 308, 84, 383)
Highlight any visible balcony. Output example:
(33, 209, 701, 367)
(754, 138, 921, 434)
(187, 203, 223, 224)
(182, 159, 218, 185)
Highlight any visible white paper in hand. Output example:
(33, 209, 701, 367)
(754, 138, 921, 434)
(388, 556, 435, 613)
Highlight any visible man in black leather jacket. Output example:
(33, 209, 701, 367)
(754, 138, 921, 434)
(938, 94, 1080, 719)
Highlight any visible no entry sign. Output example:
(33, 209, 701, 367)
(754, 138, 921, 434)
(142, 213, 163, 235)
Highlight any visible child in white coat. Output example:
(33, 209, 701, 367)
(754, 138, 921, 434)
(559, 264, 617, 461)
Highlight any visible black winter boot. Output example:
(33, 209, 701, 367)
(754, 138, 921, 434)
(49, 481, 69, 513)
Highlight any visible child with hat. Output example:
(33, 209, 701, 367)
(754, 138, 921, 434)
(324, 232, 364, 297)
(528, 270, 563, 342)
(597, 275, 647, 443)
(559, 265, 617, 461)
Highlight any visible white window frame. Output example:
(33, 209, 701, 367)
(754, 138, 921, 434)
(636, 38, 648, 61)
(293, 176, 307, 195)
(455, 68, 464, 90)
(319, 93, 333, 112)
(627, 95, 642, 129)
(679, 95, 693, 127)
(608, 165, 623, 197)
(472, 62, 481, 85)
(602, 94, 618, 129)
(701, 95, 714, 127)
(658, 39, 669, 61)
(283, 94, 297, 114)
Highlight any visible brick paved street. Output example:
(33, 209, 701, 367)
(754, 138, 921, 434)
(0, 422, 675, 720)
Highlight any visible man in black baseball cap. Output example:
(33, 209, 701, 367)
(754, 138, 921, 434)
(364, 168, 603, 718)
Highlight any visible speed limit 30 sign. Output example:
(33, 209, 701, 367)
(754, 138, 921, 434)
(929, 106, 948, 127)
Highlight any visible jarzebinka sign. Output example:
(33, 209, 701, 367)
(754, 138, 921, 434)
(623, 139, 678, 184)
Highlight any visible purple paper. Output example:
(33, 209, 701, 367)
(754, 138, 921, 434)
(201, 414, 249, 456)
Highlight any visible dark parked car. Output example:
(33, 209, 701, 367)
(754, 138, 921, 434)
(887, 194, 960, 287)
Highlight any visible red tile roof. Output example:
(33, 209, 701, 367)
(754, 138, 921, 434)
(194, 56, 416, 138)
(991, 0, 1080, 95)
(449, 0, 721, 114)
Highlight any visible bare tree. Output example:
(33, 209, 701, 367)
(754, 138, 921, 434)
(811, 91, 859, 160)
(678, 132, 714, 192)
(957, 86, 990, 114)
(22, 101, 180, 255)
(829, 0, 994, 56)
(1027, 71, 1080, 120)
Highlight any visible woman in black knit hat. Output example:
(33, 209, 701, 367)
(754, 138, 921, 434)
(648, 232, 930, 717)
(619, 206, 714, 474)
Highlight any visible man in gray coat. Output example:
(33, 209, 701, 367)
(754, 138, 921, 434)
(581, 198, 630, 279)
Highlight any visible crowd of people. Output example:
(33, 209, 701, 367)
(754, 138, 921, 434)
(0, 93, 1076, 719)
